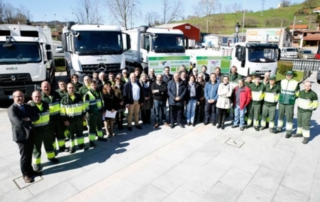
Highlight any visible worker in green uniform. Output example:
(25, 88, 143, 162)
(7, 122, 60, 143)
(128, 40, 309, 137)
(292, 81, 318, 144)
(29, 91, 59, 172)
(260, 76, 280, 133)
(56, 80, 68, 98)
(276, 71, 300, 138)
(247, 75, 265, 131)
(229, 66, 242, 89)
(41, 81, 66, 153)
(84, 80, 106, 147)
(79, 76, 92, 130)
(60, 83, 88, 153)
(71, 74, 83, 92)
(245, 74, 253, 87)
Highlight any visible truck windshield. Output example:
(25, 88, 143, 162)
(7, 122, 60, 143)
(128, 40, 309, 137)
(152, 34, 185, 53)
(248, 48, 278, 63)
(0, 42, 41, 64)
(74, 31, 123, 55)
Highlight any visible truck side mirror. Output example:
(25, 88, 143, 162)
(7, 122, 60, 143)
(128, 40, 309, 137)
(277, 48, 281, 61)
(62, 33, 67, 51)
(125, 34, 131, 51)
(45, 44, 51, 51)
(185, 36, 189, 49)
(241, 59, 245, 67)
(47, 51, 53, 60)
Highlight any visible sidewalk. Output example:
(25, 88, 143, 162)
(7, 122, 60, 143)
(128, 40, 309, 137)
(0, 72, 319, 202)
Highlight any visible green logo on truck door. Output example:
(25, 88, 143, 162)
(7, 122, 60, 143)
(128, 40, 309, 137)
(6, 67, 18, 70)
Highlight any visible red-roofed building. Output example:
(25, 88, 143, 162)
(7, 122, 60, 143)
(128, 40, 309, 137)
(313, 7, 320, 13)
(289, 24, 308, 31)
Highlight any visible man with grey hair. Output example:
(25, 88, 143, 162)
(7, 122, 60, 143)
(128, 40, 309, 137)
(97, 72, 109, 92)
(167, 72, 187, 128)
(8, 91, 39, 183)
(263, 72, 270, 86)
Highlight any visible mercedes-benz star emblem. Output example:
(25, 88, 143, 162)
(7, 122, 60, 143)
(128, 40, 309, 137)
(98, 63, 106, 71)
(10, 75, 16, 81)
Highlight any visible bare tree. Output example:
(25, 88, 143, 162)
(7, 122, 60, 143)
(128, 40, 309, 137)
(194, 0, 218, 33)
(162, 0, 183, 24)
(72, 0, 102, 24)
(281, 0, 291, 7)
(232, 2, 242, 13)
(145, 11, 161, 26)
(104, 0, 139, 29)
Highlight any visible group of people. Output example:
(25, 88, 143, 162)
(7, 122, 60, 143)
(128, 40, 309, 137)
(8, 63, 318, 184)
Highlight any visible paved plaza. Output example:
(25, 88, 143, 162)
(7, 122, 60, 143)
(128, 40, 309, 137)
(0, 72, 319, 202)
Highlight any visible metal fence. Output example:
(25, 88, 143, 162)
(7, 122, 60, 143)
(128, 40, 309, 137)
(280, 59, 320, 71)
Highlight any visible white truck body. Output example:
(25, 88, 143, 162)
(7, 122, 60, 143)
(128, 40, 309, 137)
(62, 23, 130, 81)
(186, 42, 280, 76)
(124, 26, 189, 74)
(0, 24, 55, 100)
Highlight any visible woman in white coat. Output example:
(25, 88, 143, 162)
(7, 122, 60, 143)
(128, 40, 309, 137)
(216, 76, 233, 129)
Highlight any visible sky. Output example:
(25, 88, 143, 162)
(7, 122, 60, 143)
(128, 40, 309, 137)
(9, 0, 305, 27)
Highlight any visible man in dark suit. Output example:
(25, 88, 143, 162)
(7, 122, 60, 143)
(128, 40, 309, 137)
(7, 91, 39, 183)
(167, 72, 187, 128)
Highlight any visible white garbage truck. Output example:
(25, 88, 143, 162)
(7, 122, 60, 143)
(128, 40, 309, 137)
(187, 42, 281, 77)
(61, 22, 131, 81)
(124, 26, 190, 74)
(0, 24, 55, 100)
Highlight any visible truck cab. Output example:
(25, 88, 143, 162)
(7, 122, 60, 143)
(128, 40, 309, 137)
(61, 22, 131, 82)
(125, 26, 189, 74)
(0, 24, 55, 100)
(231, 43, 280, 76)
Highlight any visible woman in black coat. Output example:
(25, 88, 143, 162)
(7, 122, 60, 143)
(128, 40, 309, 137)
(102, 83, 118, 138)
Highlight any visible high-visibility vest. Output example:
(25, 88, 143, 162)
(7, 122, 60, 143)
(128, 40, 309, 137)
(250, 83, 265, 104)
(60, 94, 86, 118)
(264, 84, 280, 104)
(84, 90, 104, 113)
(279, 79, 299, 105)
(42, 92, 61, 117)
(31, 101, 50, 127)
(297, 90, 319, 111)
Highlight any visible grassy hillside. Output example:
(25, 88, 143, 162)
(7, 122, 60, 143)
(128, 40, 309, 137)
(175, 1, 320, 34)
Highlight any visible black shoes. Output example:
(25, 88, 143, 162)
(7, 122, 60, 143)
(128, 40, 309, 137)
(285, 134, 291, 138)
(232, 125, 238, 128)
(187, 122, 191, 126)
(240, 127, 245, 131)
(254, 127, 260, 131)
(170, 124, 174, 129)
(302, 138, 309, 144)
(179, 124, 185, 128)
(48, 158, 59, 163)
(135, 125, 142, 130)
(221, 125, 225, 130)
(217, 124, 221, 129)
(292, 134, 303, 138)
(70, 147, 76, 153)
(90, 142, 96, 148)
(260, 127, 266, 131)
(192, 123, 196, 127)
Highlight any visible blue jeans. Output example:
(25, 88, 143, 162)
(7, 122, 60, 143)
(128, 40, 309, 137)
(153, 100, 167, 123)
(234, 105, 246, 127)
(186, 99, 197, 123)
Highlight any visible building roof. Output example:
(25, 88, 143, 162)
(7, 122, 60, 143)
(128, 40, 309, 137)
(156, 23, 199, 30)
(313, 7, 320, 11)
(290, 24, 308, 29)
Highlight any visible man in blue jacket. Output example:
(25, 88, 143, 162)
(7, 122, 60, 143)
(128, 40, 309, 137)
(204, 73, 219, 125)
(167, 72, 187, 128)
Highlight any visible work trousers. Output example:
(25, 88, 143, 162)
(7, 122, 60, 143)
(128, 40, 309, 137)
(261, 105, 276, 129)
(16, 134, 35, 176)
(247, 103, 262, 127)
(33, 125, 55, 165)
(205, 101, 217, 123)
(196, 99, 205, 123)
(277, 103, 294, 134)
(141, 109, 151, 124)
(297, 110, 312, 138)
(127, 101, 140, 127)
(115, 110, 124, 127)
(170, 105, 183, 125)
(67, 117, 84, 148)
(88, 112, 103, 142)
(154, 100, 167, 124)
(51, 119, 65, 151)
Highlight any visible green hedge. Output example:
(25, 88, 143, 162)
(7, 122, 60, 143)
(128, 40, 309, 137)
(278, 61, 293, 75)
(54, 58, 65, 67)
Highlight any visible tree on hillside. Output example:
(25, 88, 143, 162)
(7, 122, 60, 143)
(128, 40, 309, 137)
(281, 0, 291, 7)
(104, 0, 140, 29)
(303, 0, 317, 9)
(161, 0, 183, 24)
(194, 0, 218, 33)
(72, 0, 102, 24)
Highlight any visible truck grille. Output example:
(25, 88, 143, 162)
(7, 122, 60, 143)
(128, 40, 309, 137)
(81, 63, 121, 74)
(0, 73, 32, 85)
